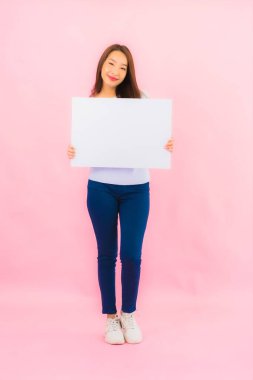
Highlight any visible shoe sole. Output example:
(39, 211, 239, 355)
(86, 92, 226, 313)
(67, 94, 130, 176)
(123, 336, 143, 344)
(105, 341, 125, 345)
(105, 338, 125, 344)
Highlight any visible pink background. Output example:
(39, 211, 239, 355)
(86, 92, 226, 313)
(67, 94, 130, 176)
(0, 1, 252, 379)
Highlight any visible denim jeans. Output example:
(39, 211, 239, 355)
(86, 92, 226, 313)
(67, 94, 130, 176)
(87, 179, 150, 314)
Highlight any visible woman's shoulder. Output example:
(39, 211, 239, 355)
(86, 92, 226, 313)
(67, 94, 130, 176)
(140, 90, 149, 98)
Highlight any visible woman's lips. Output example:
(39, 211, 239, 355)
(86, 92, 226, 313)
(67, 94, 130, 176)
(107, 74, 118, 81)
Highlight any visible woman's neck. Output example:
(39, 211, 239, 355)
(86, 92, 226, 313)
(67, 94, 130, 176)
(94, 93, 117, 98)
(95, 85, 117, 98)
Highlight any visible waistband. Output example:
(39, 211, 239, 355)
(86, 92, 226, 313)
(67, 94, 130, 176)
(87, 179, 150, 193)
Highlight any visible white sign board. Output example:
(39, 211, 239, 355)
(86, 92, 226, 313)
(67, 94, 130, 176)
(71, 97, 172, 168)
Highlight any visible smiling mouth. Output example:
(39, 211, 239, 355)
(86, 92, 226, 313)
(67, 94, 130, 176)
(107, 74, 118, 81)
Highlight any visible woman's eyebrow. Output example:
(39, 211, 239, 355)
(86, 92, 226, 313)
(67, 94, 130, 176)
(108, 58, 127, 67)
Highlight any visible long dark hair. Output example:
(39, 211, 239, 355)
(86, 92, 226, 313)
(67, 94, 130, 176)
(89, 44, 142, 98)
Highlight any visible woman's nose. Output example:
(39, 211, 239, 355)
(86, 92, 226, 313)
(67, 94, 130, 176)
(111, 68, 119, 75)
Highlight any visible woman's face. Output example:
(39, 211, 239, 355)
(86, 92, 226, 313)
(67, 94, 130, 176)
(101, 50, 128, 88)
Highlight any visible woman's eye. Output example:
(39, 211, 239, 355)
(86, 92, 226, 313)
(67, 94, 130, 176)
(108, 62, 126, 70)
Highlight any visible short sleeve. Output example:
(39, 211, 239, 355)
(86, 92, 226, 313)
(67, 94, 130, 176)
(140, 90, 149, 98)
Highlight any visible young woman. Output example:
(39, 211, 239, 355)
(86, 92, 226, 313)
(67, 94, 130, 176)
(67, 44, 174, 345)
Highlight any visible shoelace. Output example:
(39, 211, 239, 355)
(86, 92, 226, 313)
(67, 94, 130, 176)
(107, 317, 121, 332)
(121, 313, 136, 329)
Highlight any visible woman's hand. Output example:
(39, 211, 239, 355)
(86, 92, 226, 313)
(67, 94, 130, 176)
(164, 137, 174, 153)
(67, 144, 76, 159)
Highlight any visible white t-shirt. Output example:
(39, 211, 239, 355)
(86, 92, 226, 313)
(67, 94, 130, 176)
(88, 91, 150, 185)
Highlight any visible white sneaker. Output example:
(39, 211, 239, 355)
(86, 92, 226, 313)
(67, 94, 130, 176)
(104, 314, 125, 344)
(120, 311, 143, 344)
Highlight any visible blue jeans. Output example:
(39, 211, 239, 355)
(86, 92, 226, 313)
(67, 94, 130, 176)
(87, 179, 150, 314)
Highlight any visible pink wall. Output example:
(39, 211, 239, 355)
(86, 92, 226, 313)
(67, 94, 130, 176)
(0, 0, 252, 301)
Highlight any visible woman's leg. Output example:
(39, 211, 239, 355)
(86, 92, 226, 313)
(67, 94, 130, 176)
(86, 180, 119, 314)
(118, 183, 150, 313)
